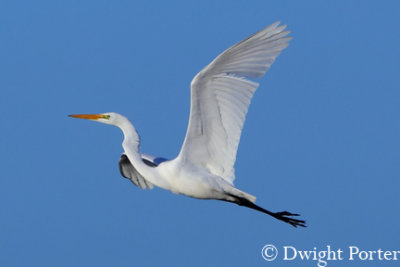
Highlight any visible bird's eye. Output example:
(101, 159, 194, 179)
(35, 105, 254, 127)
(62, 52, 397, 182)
(102, 114, 111, 119)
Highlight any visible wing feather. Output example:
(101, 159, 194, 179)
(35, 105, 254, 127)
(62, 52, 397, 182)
(178, 22, 291, 184)
(119, 154, 154, 189)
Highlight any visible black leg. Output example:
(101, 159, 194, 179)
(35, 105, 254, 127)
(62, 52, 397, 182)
(225, 195, 307, 228)
(270, 210, 306, 228)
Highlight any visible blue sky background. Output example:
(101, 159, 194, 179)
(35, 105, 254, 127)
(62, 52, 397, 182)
(1, 1, 399, 266)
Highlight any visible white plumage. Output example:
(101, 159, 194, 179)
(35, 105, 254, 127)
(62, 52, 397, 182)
(179, 22, 291, 183)
(70, 22, 306, 227)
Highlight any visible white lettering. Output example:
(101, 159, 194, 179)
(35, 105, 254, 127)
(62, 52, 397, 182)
(298, 249, 314, 260)
(377, 249, 384, 260)
(283, 246, 297, 260)
(326, 246, 336, 260)
(349, 246, 359, 260)
(358, 250, 369, 260)
(336, 248, 344, 260)
(277, 245, 398, 265)
(317, 250, 327, 267)
(384, 251, 392, 260)
(393, 251, 400, 260)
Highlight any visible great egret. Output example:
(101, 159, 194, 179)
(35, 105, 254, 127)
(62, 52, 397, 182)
(70, 22, 306, 228)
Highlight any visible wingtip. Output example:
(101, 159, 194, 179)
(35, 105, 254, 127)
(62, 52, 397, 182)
(272, 21, 281, 27)
(259, 22, 290, 40)
(270, 21, 287, 30)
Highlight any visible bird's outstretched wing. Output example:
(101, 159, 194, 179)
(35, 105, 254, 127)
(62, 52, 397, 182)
(119, 153, 167, 189)
(178, 22, 291, 184)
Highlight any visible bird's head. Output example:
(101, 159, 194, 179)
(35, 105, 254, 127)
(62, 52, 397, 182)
(69, 112, 138, 143)
(69, 112, 125, 126)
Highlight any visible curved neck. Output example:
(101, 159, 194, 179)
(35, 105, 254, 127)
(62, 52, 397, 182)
(119, 119, 140, 151)
(116, 116, 170, 190)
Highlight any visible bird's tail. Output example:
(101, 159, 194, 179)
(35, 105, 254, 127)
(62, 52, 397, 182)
(224, 187, 257, 203)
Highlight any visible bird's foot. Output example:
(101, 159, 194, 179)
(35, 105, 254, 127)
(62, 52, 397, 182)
(273, 210, 306, 228)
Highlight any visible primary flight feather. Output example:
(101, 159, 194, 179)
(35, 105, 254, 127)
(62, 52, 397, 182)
(70, 22, 306, 227)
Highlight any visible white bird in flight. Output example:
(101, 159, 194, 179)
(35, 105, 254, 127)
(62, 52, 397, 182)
(70, 22, 306, 227)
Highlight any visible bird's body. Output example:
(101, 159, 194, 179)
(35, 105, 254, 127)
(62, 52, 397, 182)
(110, 113, 255, 202)
(155, 160, 233, 200)
(70, 22, 306, 227)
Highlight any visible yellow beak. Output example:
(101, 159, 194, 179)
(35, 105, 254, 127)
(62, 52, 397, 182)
(68, 114, 105, 120)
